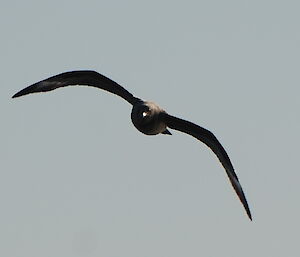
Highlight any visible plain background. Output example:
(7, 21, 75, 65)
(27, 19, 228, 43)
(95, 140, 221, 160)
(1, 1, 299, 256)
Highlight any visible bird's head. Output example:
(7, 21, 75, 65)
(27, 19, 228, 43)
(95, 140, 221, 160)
(130, 100, 166, 135)
(131, 101, 153, 126)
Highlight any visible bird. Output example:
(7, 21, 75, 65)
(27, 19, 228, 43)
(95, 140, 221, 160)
(12, 70, 252, 220)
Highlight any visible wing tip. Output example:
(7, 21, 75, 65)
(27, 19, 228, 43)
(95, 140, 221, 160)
(246, 207, 253, 221)
(12, 91, 23, 98)
(12, 84, 40, 98)
(240, 192, 253, 221)
(239, 191, 253, 221)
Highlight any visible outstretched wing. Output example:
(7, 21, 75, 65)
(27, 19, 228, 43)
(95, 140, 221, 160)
(161, 113, 252, 220)
(12, 70, 138, 105)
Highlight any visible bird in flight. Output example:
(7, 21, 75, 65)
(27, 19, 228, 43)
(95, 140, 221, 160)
(12, 70, 252, 220)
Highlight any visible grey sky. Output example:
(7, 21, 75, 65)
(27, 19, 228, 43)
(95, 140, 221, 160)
(1, 0, 299, 256)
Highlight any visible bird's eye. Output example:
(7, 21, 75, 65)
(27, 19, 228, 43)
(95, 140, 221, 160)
(142, 109, 151, 118)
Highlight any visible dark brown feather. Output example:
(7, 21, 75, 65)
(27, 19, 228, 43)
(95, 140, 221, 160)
(12, 70, 138, 105)
(161, 113, 252, 220)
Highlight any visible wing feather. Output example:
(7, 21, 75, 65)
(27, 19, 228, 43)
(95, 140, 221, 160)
(12, 70, 138, 105)
(162, 113, 252, 220)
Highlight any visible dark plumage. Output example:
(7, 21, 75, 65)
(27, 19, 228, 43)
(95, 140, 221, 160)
(13, 70, 252, 220)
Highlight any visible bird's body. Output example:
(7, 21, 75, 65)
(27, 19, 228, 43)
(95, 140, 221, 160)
(13, 70, 252, 220)
(131, 100, 169, 135)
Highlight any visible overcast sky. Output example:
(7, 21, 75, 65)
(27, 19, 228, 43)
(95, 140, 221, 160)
(1, 1, 299, 256)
